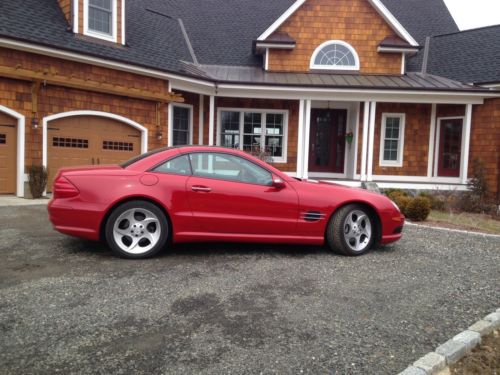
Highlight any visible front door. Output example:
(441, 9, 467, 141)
(438, 118, 463, 177)
(309, 109, 347, 173)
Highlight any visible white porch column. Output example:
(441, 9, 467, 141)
(461, 103, 473, 184)
(427, 103, 437, 177)
(296, 99, 305, 178)
(167, 82, 173, 147)
(360, 101, 370, 182)
(302, 100, 312, 180)
(366, 101, 377, 182)
(198, 94, 204, 145)
(208, 95, 215, 146)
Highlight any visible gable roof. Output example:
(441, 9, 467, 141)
(257, 0, 419, 46)
(381, 0, 459, 44)
(425, 25, 500, 85)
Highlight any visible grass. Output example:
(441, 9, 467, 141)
(425, 210, 500, 235)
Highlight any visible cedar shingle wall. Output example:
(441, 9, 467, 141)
(0, 48, 170, 168)
(470, 98, 500, 199)
(268, 0, 403, 74)
(373, 103, 431, 176)
(57, 0, 72, 24)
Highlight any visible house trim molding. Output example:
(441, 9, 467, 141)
(0, 105, 25, 197)
(257, 0, 418, 46)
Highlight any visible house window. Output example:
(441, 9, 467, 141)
(379, 113, 405, 167)
(218, 109, 288, 163)
(172, 106, 192, 146)
(310, 40, 360, 71)
(84, 0, 116, 42)
(88, 0, 113, 34)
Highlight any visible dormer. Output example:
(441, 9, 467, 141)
(58, 0, 126, 45)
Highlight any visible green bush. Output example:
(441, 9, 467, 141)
(27, 165, 48, 199)
(419, 192, 446, 211)
(405, 196, 431, 221)
(393, 195, 412, 215)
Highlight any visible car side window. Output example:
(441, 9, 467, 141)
(189, 153, 273, 186)
(153, 155, 192, 176)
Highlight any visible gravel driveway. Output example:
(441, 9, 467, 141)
(0, 205, 498, 374)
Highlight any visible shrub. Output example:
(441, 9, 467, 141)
(27, 165, 48, 199)
(393, 195, 412, 216)
(419, 191, 446, 211)
(405, 196, 431, 221)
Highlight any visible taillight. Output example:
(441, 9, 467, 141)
(53, 176, 80, 199)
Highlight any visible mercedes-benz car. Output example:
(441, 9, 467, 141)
(48, 146, 404, 259)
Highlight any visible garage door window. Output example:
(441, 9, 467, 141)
(172, 106, 192, 146)
(103, 141, 134, 151)
(0, 134, 5, 144)
(53, 137, 89, 149)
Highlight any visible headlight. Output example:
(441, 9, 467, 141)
(390, 200, 400, 212)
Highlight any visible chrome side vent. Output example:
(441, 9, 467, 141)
(301, 211, 326, 222)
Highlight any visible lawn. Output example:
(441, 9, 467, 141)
(425, 210, 500, 235)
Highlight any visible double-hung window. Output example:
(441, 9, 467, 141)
(172, 105, 192, 146)
(218, 109, 288, 163)
(379, 113, 405, 167)
(86, 0, 115, 41)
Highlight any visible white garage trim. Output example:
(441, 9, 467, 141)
(42, 110, 148, 170)
(0, 105, 25, 197)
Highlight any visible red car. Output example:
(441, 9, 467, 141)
(48, 146, 404, 259)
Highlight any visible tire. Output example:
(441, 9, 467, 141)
(105, 200, 169, 259)
(326, 204, 375, 256)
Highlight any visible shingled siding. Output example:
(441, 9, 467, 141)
(267, 0, 403, 74)
(57, 0, 72, 24)
(212, 98, 300, 173)
(470, 98, 500, 199)
(0, 48, 171, 167)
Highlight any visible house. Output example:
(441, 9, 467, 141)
(0, 0, 498, 199)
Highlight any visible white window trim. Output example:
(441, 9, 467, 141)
(170, 103, 194, 147)
(379, 113, 405, 167)
(83, 0, 118, 43)
(216, 107, 289, 164)
(310, 40, 360, 71)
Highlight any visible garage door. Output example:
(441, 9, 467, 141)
(0, 112, 17, 194)
(47, 116, 141, 190)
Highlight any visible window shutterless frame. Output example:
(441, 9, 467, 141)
(379, 113, 405, 167)
(216, 108, 289, 163)
(310, 40, 360, 71)
(83, 0, 117, 43)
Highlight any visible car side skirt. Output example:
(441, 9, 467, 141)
(174, 232, 325, 245)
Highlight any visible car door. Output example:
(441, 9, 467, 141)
(185, 152, 299, 235)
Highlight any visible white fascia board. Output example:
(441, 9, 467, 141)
(0, 37, 215, 89)
(215, 84, 490, 103)
(377, 47, 419, 53)
(368, 0, 419, 46)
(257, 0, 306, 41)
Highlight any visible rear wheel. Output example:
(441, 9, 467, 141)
(326, 204, 374, 256)
(105, 201, 168, 259)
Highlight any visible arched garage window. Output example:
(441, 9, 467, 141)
(310, 40, 360, 71)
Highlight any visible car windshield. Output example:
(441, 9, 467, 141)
(120, 147, 172, 168)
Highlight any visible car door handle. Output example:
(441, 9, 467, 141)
(191, 186, 212, 193)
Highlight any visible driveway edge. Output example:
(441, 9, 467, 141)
(398, 308, 500, 375)
(405, 222, 500, 239)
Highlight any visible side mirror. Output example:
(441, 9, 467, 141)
(272, 177, 286, 190)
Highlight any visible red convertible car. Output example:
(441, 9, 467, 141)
(48, 146, 404, 259)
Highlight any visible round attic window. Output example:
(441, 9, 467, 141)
(310, 40, 360, 71)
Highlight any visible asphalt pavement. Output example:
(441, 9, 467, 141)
(0, 205, 499, 374)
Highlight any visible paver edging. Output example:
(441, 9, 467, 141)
(398, 308, 500, 375)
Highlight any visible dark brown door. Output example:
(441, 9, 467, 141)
(438, 118, 463, 177)
(0, 112, 17, 194)
(309, 109, 347, 173)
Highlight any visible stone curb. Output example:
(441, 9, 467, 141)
(398, 308, 499, 374)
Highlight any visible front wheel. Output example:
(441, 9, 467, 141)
(326, 204, 375, 256)
(105, 200, 168, 259)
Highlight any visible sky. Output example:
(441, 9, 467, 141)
(443, 0, 500, 30)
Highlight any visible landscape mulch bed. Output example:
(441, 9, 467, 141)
(449, 330, 500, 375)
